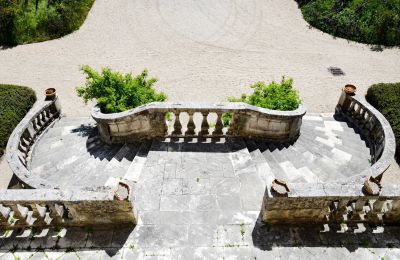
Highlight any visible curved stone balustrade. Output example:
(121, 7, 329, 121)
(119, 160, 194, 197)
(4, 95, 137, 229)
(262, 89, 397, 225)
(6, 97, 62, 189)
(92, 102, 306, 144)
(336, 91, 396, 179)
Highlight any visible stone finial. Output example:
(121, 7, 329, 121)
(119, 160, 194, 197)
(271, 179, 290, 197)
(363, 176, 381, 195)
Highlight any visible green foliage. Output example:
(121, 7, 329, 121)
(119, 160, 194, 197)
(229, 77, 301, 110)
(0, 0, 94, 46)
(297, 0, 400, 46)
(366, 82, 400, 161)
(222, 77, 301, 126)
(0, 84, 36, 157)
(76, 65, 167, 113)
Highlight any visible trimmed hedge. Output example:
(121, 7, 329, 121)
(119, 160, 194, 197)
(366, 82, 400, 161)
(296, 0, 400, 46)
(0, 0, 94, 46)
(0, 84, 36, 157)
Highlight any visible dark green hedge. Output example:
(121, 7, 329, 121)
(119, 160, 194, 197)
(0, 0, 94, 46)
(296, 0, 400, 46)
(366, 82, 400, 161)
(0, 84, 36, 157)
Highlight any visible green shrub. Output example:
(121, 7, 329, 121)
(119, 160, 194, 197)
(297, 0, 400, 46)
(0, 84, 36, 157)
(76, 65, 167, 114)
(223, 77, 301, 126)
(366, 82, 400, 161)
(0, 0, 18, 45)
(0, 0, 94, 46)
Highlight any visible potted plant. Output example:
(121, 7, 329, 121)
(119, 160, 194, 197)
(76, 65, 167, 114)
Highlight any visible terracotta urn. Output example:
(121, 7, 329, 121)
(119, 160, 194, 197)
(45, 88, 56, 100)
(343, 84, 356, 95)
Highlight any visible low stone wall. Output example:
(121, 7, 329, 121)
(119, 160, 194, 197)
(5, 95, 137, 229)
(261, 89, 397, 225)
(92, 102, 306, 144)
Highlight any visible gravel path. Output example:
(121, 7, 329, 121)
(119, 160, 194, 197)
(0, 0, 400, 116)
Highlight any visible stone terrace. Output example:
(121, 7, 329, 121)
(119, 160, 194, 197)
(3, 112, 400, 259)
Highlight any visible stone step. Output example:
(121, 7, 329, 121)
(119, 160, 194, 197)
(123, 140, 153, 182)
(102, 143, 143, 181)
(296, 133, 370, 173)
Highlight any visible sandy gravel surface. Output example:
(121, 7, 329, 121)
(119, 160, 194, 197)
(0, 0, 399, 116)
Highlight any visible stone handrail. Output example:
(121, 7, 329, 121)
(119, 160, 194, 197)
(336, 91, 396, 179)
(92, 102, 306, 144)
(261, 89, 397, 225)
(0, 188, 135, 229)
(4, 95, 137, 229)
(6, 97, 62, 188)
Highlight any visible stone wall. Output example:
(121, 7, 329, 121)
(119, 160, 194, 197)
(92, 102, 306, 144)
(261, 90, 398, 225)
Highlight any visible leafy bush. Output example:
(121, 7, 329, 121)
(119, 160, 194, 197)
(366, 82, 400, 161)
(297, 0, 400, 46)
(0, 84, 36, 157)
(0, 0, 94, 46)
(223, 77, 301, 126)
(76, 65, 167, 113)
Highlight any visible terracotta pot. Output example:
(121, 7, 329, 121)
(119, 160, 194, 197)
(363, 176, 381, 195)
(45, 88, 56, 100)
(271, 178, 290, 196)
(343, 84, 356, 95)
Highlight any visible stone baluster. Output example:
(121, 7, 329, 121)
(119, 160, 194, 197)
(212, 112, 224, 136)
(6, 204, 28, 226)
(330, 199, 350, 223)
(348, 199, 368, 222)
(199, 112, 209, 136)
(171, 111, 182, 136)
(36, 114, 43, 128)
(31, 117, 39, 132)
(366, 199, 386, 225)
(31, 204, 48, 226)
(227, 112, 238, 136)
(185, 111, 196, 136)
(48, 204, 65, 225)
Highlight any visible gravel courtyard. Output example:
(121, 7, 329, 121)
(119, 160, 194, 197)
(0, 0, 400, 116)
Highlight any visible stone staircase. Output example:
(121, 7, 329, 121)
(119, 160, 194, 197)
(245, 113, 371, 183)
(29, 113, 371, 190)
(30, 117, 151, 188)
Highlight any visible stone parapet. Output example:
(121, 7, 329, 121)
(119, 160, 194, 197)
(91, 102, 306, 144)
(0, 188, 135, 229)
